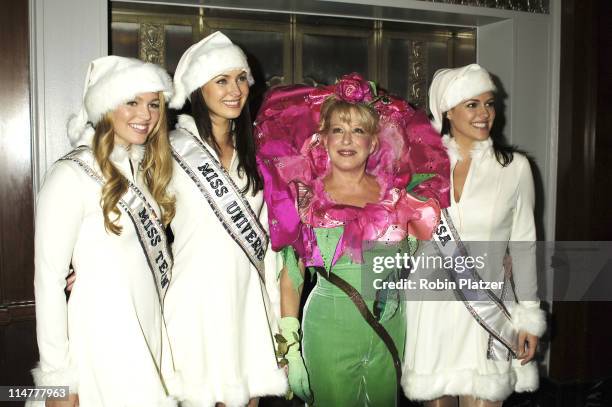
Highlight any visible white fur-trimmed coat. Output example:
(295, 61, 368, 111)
(402, 136, 545, 402)
(163, 115, 287, 407)
(30, 144, 177, 406)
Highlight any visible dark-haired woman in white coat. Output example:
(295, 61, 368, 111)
(403, 64, 546, 407)
(164, 32, 286, 407)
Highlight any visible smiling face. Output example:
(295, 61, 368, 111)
(201, 69, 250, 124)
(321, 106, 378, 173)
(111, 92, 161, 147)
(446, 91, 496, 147)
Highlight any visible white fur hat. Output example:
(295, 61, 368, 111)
(428, 63, 496, 133)
(169, 31, 254, 109)
(67, 55, 173, 147)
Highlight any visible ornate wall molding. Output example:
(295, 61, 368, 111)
(419, 0, 549, 14)
(139, 23, 165, 65)
(408, 41, 428, 109)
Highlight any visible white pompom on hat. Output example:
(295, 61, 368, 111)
(169, 31, 254, 109)
(67, 55, 173, 147)
(428, 63, 497, 133)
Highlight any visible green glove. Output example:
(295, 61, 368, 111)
(277, 316, 313, 404)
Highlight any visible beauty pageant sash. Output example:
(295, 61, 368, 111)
(60, 146, 172, 302)
(432, 209, 519, 360)
(170, 129, 268, 280)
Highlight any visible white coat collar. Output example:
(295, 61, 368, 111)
(176, 114, 236, 164)
(442, 134, 493, 165)
(177, 114, 200, 137)
(176, 114, 215, 159)
(75, 128, 146, 167)
(109, 143, 146, 165)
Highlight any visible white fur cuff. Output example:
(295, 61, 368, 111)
(159, 395, 179, 407)
(249, 366, 288, 399)
(511, 303, 546, 337)
(513, 360, 540, 393)
(181, 367, 287, 407)
(31, 362, 78, 393)
(164, 369, 185, 401)
(401, 368, 514, 402)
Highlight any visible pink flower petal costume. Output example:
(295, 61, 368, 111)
(255, 74, 451, 405)
(256, 74, 450, 266)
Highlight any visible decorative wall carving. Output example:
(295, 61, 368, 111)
(419, 0, 549, 14)
(408, 41, 428, 109)
(139, 23, 165, 65)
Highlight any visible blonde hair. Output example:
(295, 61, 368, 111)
(92, 92, 175, 235)
(319, 96, 379, 135)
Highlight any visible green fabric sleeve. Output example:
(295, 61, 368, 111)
(405, 235, 418, 256)
(406, 173, 437, 193)
(406, 173, 437, 202)
(281, 246, 304, 290)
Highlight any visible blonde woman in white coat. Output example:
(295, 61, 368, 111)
(403, 64, 546, 407)
(164, 32, 286, 407)
(32, 56, 177, 407)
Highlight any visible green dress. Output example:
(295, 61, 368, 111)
(301, 227, 406, 407)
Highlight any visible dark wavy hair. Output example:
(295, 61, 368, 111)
(441, 113, 514, 167)
(189, 88, 263, 195)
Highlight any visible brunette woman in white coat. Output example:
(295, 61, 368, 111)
(32, 56, 177, 406)
(402, 64, 546, 407)
(164, 32, 286, 407)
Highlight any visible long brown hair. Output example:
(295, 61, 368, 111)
(92, 92, 175, 235)
(189, 88, 263, 195)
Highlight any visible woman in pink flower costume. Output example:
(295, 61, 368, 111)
(255, 73, 450, 406)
